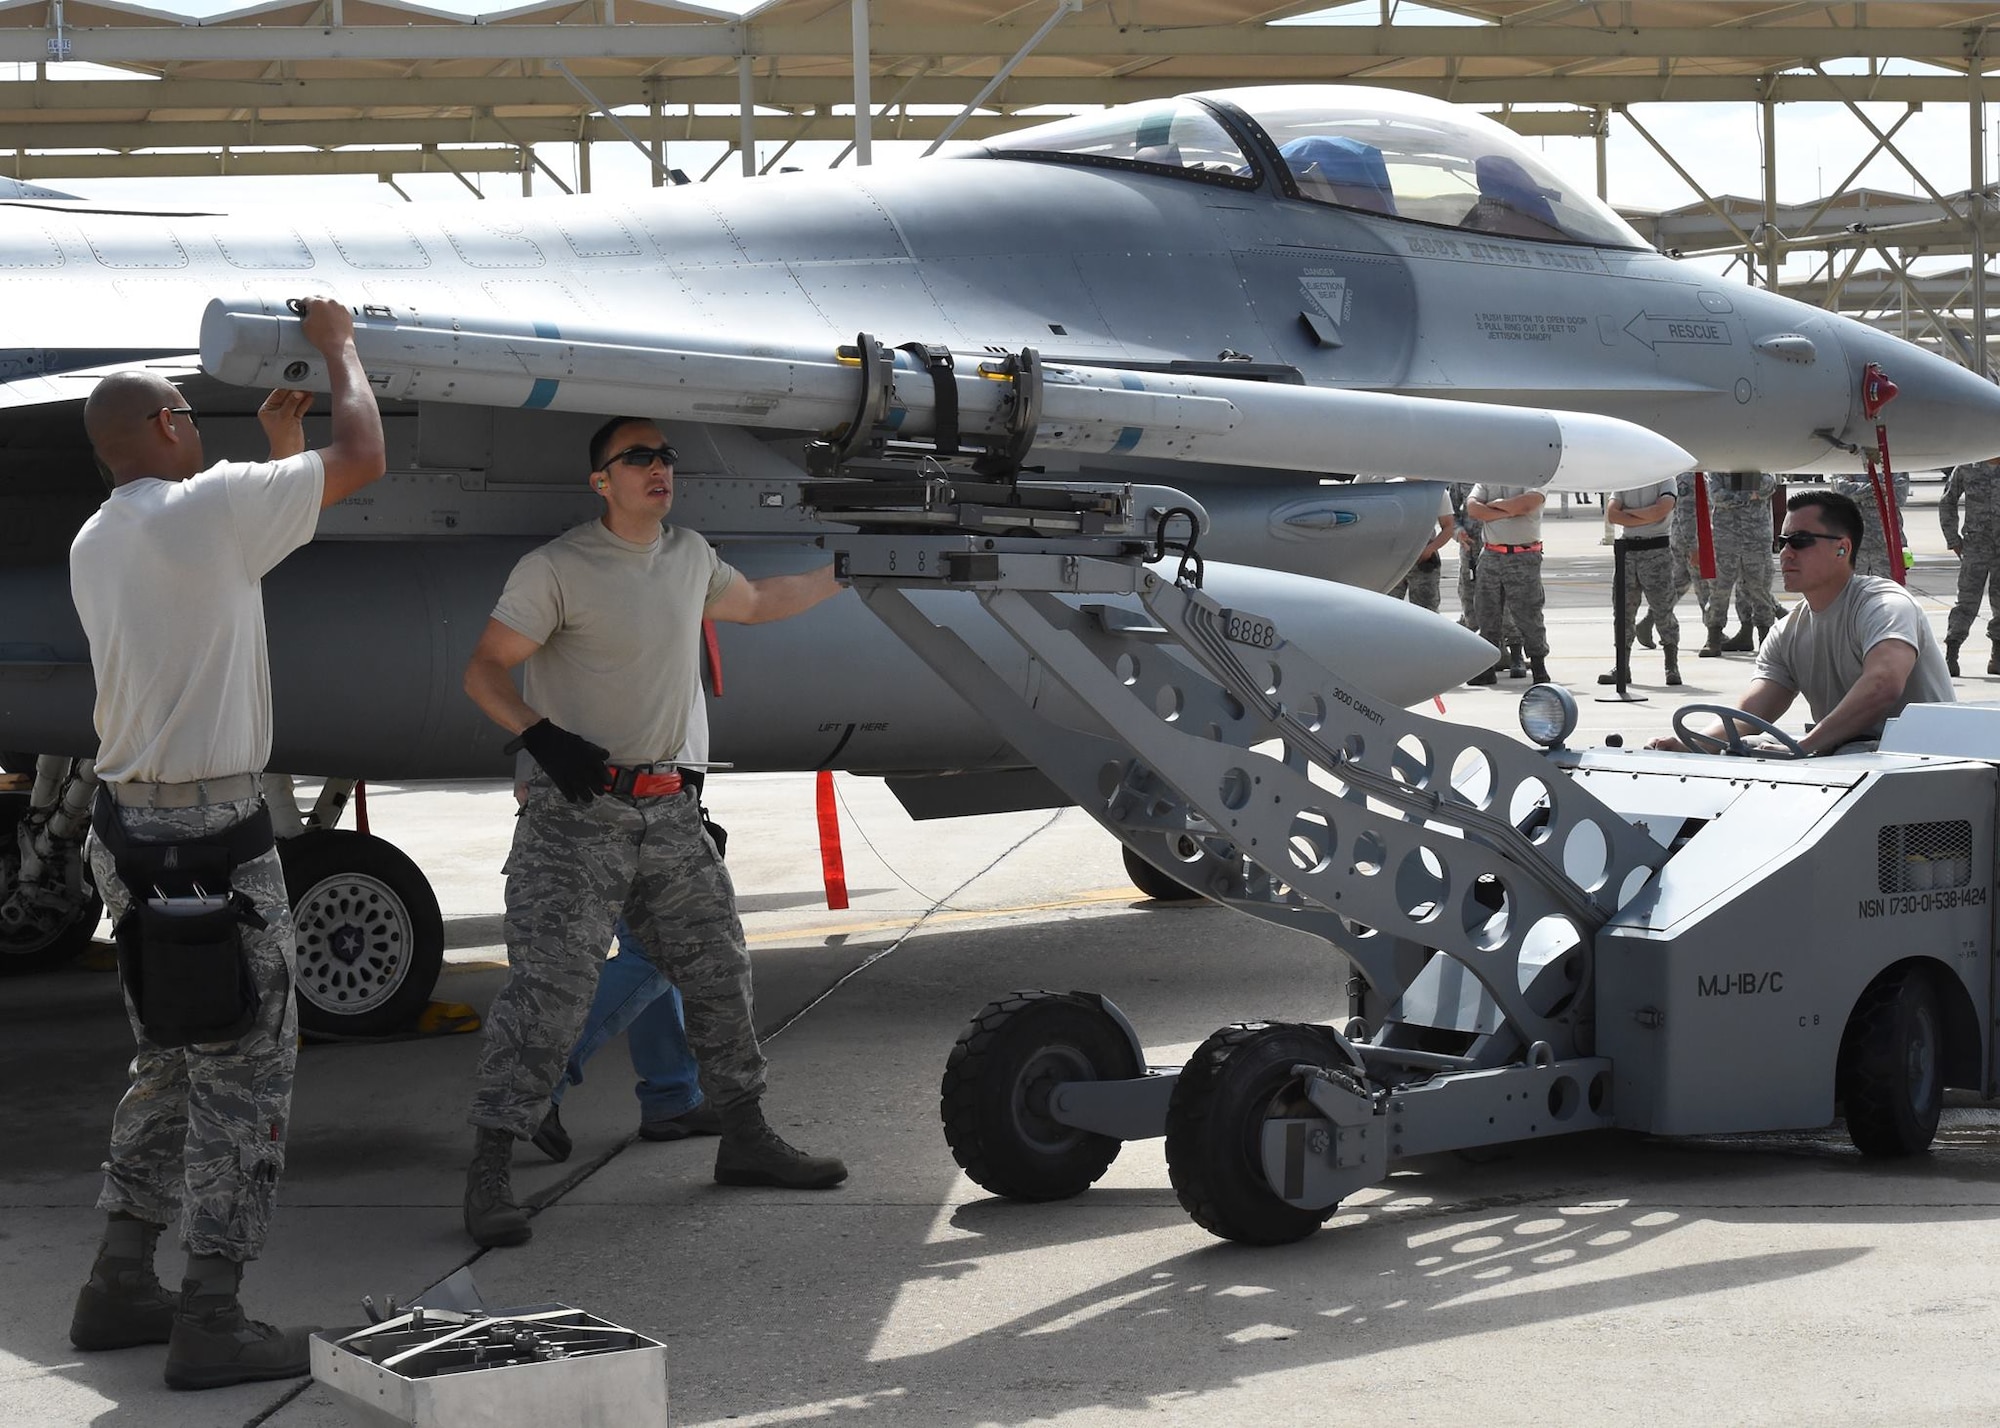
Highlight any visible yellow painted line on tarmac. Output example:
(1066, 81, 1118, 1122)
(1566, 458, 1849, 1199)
(442, 887, 1146, 972)
(746, 885, 1140, 946)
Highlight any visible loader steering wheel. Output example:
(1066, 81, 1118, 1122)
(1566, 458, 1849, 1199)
(1670, 703, 1808, 759)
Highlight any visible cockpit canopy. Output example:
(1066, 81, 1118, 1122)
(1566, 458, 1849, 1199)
(980, 86, 1648, 252)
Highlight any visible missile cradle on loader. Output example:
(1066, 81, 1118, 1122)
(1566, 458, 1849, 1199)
(819, 472, 1998, 1246)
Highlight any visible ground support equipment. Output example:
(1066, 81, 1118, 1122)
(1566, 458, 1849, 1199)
(817, 478, 1675, 1244)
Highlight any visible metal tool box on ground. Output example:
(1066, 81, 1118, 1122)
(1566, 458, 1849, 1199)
(312, 1302, 668, 1428)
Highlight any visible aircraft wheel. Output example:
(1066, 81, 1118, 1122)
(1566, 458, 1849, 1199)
(1121, 845, 1204, 903)
(0, 791, 102, 976)
(1839, 965, 1944, 1157)
(1165, 1022, 1348, 1246)
(282, 829, 444, 1037)
(940, 990, 1141, 1201)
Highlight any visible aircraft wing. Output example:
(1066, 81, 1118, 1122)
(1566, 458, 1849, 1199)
(201, 301, 1693, 494)
(0, 355, 201, 411)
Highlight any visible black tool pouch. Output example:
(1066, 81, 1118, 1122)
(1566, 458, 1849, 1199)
(93, 788, 276, 1049)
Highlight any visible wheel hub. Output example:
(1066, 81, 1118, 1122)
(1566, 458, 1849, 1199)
(1010, 1046, 1092, 1153)
(294, 872, 411, 1014)
(328, 921, 367, 966)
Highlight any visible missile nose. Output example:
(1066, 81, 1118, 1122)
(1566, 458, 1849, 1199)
(1831, 320, 2000, 469)
(1545, 411, 1695, 494)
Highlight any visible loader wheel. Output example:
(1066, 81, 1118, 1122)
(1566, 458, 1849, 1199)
(1122, 846, 1204, 903)
(282, 829, 444, 1038)
(1165, 1022, 1348, 1246)
(1838, 966, 1944, 1157)
(940, 990, 1141, 1201)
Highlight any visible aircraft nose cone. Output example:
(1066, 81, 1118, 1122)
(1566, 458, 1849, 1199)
(1832, 320, 2000, 469)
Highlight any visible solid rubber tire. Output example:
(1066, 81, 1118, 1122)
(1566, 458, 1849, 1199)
(1165, 1021, 1348, 1246)
(1839, 966, 1944, 1157)
(281, 828, 444, 1037)
(940, 989, 1142, 1201)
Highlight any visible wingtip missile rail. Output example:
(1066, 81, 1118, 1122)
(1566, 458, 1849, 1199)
(199, 299, 1691, 492)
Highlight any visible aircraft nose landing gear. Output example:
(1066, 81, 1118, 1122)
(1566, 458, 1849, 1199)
(0, 757, 103, 975)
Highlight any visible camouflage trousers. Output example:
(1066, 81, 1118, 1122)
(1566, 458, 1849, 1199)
(1706, 530, 1779, 633)
(86, 795, 297, 1261)
(1948, 531, 2000, 644)
(1457, 546, 1520, 639)
(1616, 544, 1680, 647)
(1473, 548, 1546, 658)
(1389, 552, 1442, 613)
(470, 776, 766, 1140)
(1851, 497, 1907, 581)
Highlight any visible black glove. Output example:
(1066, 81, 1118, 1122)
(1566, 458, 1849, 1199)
(506, 719, 609, 803)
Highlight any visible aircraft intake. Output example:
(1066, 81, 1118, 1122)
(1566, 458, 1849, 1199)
(200, 302, 1690, 493)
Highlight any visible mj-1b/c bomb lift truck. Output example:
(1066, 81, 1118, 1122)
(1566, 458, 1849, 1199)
(815, 468, 1996, 1247)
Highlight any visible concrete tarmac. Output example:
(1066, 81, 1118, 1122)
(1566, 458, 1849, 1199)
(8, 493, 2000, 1427)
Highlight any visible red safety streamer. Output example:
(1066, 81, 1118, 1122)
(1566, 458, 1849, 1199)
(353, 780, 369, 836)
(1692, 473, 1717, 581)
(814, 770, 849, 911)
(701, 618, 724, 697)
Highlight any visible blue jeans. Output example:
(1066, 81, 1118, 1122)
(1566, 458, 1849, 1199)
(549, 923, 703, 1121)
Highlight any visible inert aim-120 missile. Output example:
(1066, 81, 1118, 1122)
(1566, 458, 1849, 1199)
(199, 300, 1692, 494)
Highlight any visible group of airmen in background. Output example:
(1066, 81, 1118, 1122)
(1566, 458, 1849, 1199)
(1384, 459, 2000, 687)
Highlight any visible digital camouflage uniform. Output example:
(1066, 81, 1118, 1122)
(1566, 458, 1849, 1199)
(1612, 480, 1680, 649)
(1942, 459, 2000, 651)
(1389, 552, 1442, 612)
(469, 775, 764, 1139)
(86, 795, 297, 1261)
(1829, 470, 1911, 581)
(1664, 471, 1711, 620)
(1468, 483, 1547, 660)
(1451, 484, 1519, 641)
(1704, 473, 1781, 643)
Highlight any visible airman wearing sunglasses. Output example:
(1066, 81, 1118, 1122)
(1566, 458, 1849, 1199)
(68, 297, 386, 1388)
(458, 415, 845, 1248)
(1650, 489, 1952, 754)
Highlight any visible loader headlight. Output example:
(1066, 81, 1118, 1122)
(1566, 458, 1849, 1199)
(1519, 683, 1578, 748)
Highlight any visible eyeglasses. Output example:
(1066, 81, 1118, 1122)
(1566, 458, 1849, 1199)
(163, 405, 199, 431)
(1773, 530, 1844, 553)
(601, 445, 677, 472)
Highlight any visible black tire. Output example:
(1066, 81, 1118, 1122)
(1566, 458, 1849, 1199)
(1122, 845, 1204, 903)
(1839, 966, 1945, 1157)
(281, 829, 444, 1037)
(0, 791, 103, 975)
(1166, 1022, 1350, 1246)
(940, 990, 1142, 1201)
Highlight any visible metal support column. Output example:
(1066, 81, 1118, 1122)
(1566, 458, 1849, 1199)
(1761, 98, 1779, 290)
(1973, 65, 1990, 378)
(1594, 107, 1608, 201)
(738, 55, 756, 178)
(650, 96, 664, 188)
(851, 0, 872, 167)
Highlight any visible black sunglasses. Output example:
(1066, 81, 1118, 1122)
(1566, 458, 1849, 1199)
(164, 405, 199, 431)
(1773, 531, 1843, 553)
(601, 444, 677, 472)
